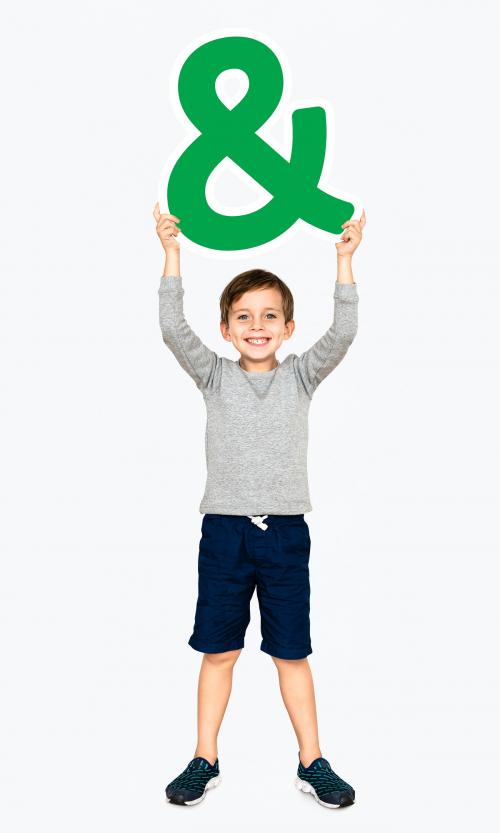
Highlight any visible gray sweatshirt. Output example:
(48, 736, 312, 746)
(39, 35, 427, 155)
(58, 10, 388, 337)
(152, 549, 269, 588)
(158, 274, 358, 515)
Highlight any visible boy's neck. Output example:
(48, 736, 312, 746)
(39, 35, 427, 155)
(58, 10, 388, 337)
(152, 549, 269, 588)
(238, 356, 280, 373)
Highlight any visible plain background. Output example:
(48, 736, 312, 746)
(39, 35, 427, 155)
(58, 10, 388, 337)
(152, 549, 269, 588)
(1, 1, 499, 831)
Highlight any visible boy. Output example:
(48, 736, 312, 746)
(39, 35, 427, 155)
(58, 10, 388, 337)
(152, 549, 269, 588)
(154, 202, 365, 809)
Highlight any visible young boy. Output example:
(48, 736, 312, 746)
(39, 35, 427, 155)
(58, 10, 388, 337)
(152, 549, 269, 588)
(154, 202, 365, 809)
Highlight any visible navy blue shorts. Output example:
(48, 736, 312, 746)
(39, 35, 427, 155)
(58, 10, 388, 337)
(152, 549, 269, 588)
(188, 513, 312, 660)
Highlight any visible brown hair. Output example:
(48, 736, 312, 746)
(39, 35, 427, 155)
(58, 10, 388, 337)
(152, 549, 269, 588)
(219, 268, 294, 327)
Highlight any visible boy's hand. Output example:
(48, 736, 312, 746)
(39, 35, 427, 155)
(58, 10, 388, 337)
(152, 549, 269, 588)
(335, 208, 366, 257)
(153, 202, 181, 253)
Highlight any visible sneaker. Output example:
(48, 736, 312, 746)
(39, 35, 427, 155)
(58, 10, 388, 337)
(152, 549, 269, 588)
(295, 752, 355, 808)
(165, 756, 221, 805)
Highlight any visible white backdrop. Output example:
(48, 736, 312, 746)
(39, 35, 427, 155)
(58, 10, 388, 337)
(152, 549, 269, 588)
(1, 2, 499, 831)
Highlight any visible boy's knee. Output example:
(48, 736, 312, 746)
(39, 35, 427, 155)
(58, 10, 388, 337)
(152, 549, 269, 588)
(204, 648, 242, 665)
(271, 655, 306, 666)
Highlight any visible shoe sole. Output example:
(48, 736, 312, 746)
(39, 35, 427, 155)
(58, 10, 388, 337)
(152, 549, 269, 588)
(166, 774, 222, 806)
(294, 776, 355, 808)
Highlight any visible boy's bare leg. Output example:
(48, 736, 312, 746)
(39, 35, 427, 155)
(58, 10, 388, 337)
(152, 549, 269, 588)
(271, 657, 322, 766)
(193, 649, 242, 765)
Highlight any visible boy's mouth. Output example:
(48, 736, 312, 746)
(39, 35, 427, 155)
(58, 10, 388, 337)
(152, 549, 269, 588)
(244, 337, 271, 347)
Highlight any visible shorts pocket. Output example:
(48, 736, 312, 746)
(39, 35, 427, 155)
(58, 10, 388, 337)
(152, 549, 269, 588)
(276, 520, 311, 558)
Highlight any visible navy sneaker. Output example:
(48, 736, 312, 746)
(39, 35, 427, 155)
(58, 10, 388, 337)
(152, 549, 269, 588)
(295, 752, 355, 808)
(165, 755, 221, 805)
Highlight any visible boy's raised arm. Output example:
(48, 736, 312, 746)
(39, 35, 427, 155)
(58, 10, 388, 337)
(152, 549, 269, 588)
(154, 204, 220, 393)
(293, 279, 358, 398)
(158, 274, 220, 393)
(293, 213, 365, 398)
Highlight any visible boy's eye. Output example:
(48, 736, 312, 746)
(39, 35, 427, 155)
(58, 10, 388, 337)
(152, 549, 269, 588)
(237, 313, 276, 320)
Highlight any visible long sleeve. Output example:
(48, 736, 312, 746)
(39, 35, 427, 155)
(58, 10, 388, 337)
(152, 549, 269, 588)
(293, 281, 358, 398)
(158, 274, 221, 393)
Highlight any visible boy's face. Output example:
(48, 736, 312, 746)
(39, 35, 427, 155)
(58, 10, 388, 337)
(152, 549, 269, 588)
(220, 286, 295, 364)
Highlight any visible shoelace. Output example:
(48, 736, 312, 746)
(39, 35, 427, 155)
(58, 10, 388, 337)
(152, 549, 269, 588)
(299, 760, 352, 797)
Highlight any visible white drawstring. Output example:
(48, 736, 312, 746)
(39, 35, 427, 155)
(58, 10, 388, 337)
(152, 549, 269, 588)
(247, 514, 269, 530)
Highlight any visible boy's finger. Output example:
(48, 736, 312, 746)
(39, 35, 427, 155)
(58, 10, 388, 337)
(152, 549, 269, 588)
(343, 209, 366, 229)
(158, 219, 179, 231)
(341, 227, 360, 241)
(153, 203, 180, 223)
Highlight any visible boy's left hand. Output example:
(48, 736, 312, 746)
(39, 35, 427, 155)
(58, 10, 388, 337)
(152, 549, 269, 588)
(335, 209, 366, 257)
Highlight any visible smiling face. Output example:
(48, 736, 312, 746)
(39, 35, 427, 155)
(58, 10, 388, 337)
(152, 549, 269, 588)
(220, 285, 295, 370)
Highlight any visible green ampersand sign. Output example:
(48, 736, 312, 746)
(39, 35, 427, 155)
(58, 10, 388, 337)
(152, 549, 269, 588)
(160, 34, 357, 252)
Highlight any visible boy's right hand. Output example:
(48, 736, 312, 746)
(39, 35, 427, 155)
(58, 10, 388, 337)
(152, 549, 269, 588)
(153, 202, 181, 253)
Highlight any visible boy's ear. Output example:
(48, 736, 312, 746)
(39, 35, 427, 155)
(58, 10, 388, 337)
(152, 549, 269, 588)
(220, 321, 231, 341)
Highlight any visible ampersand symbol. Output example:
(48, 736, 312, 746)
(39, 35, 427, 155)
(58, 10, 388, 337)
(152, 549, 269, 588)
(163, 35, 356, 251)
